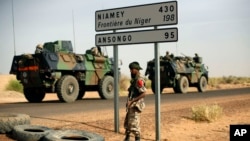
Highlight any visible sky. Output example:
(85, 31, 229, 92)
(0, 0, 250, 77)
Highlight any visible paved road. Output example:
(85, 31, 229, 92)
(0, 88, 249, 117)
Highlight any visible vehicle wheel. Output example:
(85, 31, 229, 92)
(151, 81, 163, 94)
(176, 76, 189, 93)
(197, 76, 208, 92)
(43, 129, 104, 141)
(77, 89, 86, 100)
(23, 87, 45, 103)
(151, 81, 155, 94)
(57, 75, 79, 103)
(11, 125, 51, 141)
(77, 82, 85, 100)
(173, 85, 180, 93)
(98, 75, 114, 99)
(0, 113, 30, 134)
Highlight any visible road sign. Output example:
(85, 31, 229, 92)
(96, 28, 178, 46)
(95, 1, 177, 31)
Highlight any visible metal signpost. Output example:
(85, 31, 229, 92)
(95, 1, 178, 140)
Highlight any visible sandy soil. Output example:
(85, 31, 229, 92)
(0, 75, 250, 141)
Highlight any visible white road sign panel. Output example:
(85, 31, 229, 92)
(95, 1, 177, 31)
(96, 28, 178, 46)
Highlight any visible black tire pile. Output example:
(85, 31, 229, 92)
(0, 113, 105, 141)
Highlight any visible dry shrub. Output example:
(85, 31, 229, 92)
(119, 74, 130, 91)
(209, 76, 250, 88)
(145, 79, 151, 89)
(191, 104, 223, 122)
(119, 74, 151, 91)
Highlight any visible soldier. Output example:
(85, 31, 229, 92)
(124, 61, 147, 141)
(91, 46, 103, 57)
(193, 53, 200, 63)
(35, 44, 43, 54)
(163, 51, 172, 61)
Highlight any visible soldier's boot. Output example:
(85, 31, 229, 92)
(124, 134, 130, 141)
(135, 136, 140, 141)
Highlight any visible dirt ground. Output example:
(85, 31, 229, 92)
(0, 75, 250, 141)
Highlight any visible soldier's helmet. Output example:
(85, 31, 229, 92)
(129, 61, 142, 70)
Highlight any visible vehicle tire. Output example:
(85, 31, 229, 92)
(173, 85, 180, 93)
(197, 76, 208, 92)
(176, 76, 189, 93)
(77, 82, 86, 100)
(12, 125, 52, 141)
(43, 129, 105, 141)
(151, 81, 163, 94)
(77, 89, 86, 100)
(57, 75, 79, 103)
(151, 81, 155, 94)
(98, 75, 114, 99)
(23, 87, 45, 103)
(0, 113, 30, 134)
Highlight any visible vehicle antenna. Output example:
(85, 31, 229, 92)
(72, 9, 76, 52)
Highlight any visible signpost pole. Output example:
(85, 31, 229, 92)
(113, 29, 120, 133)
(154, 26, 161, 141)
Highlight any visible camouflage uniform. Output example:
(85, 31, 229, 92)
(124, 62, 146, 141)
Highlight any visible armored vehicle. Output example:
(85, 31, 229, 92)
(10, 40, 118, 103)
(145, 53, 208, 94)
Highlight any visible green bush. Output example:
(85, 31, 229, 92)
(191, 104, 223, 122)
(5, 79, 23, 93)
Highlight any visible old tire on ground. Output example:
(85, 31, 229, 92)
(176, 76, 189, 94)
(43, 129, 104, 141)
(23, 87, 46, 103)
(12, 125, 52, 141)
(197, 76, 208, 92)
(56, 75, 79, 103)
(0, 113, 30, 134)
(98, 75, 114, 99)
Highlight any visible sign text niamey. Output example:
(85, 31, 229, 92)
(95, 1, 177, 31)
(95, 28, 178, 46)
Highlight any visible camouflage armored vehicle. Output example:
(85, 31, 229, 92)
(145, 53, 208, 94)
(10, 40, 118, 103)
